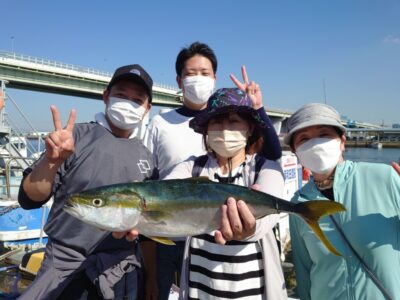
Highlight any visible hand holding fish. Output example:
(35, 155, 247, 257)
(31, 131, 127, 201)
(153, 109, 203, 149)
(112, 229, 139, 241)
(230, 65, 263, 110)
(45, 105, 76, 163)
(215, 197, 256, 245)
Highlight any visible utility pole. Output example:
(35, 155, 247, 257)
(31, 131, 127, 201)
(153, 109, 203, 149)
(11, 36, 14, 53)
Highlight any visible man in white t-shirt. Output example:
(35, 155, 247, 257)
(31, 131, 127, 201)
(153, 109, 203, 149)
(142, 42, 217, 300)
(145, 42, 217, 179)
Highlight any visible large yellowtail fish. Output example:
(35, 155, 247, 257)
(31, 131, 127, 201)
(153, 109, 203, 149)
(64, 178, 345, 255)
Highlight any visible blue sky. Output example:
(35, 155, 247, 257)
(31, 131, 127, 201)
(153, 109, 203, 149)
(1, 0, 399, 131)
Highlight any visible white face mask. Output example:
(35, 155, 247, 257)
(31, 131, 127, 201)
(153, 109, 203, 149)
(208, 130, 247, 158)
(296, 138, 342, 174)
(182, 75, 215, 105)
(106, 96, 146, 130)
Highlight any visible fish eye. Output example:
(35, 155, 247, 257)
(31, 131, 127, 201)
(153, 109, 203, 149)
(92, 198, 103, 207)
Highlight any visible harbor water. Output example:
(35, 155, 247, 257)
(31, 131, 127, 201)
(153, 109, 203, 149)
(344, 147, 400, 165)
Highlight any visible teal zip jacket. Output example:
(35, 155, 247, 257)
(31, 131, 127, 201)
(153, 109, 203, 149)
(290, 160, 400, 300)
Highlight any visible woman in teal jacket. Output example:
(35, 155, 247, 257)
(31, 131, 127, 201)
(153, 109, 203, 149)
(286, 103, 400, 300)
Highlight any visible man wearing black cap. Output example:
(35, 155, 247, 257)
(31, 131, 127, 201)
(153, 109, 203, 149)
(18, 64, 157, 300)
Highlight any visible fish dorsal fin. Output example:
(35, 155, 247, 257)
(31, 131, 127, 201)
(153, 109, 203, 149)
(188, 176, 213, 182)
(148, 236, 175, 245)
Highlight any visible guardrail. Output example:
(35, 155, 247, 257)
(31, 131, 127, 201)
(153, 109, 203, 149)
(0, 156, 35, 199)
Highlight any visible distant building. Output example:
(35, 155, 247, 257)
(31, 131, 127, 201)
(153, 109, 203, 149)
(392, 123, 400, 129)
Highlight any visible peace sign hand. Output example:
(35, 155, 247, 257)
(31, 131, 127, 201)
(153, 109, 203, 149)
(45, 105, 76, 163)
(230, 65, 263, 110)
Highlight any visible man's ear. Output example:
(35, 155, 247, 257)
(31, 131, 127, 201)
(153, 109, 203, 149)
(103, 90, 109, 105)
(176, 76, 183, 90)
(144, 103, 152, 117)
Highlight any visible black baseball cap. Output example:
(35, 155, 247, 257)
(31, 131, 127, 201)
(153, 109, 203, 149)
(107, 64, 153, 102)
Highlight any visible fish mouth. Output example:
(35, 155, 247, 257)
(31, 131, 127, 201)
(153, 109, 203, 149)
(64, 201, 74, 208)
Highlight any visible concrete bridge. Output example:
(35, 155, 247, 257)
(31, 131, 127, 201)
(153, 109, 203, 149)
(0, 50, 382, 135)
(0, 50, 180, 106)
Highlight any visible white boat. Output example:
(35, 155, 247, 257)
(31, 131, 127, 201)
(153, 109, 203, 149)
(371, 142, 383, 149)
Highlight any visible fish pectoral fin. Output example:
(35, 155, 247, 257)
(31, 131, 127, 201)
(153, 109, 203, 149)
(141, 211, 170, 222)
(148, 236, 175, 245)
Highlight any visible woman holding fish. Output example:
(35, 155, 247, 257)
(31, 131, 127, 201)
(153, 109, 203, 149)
(287, 103, 400, 300)
(161, 87, 288, 299)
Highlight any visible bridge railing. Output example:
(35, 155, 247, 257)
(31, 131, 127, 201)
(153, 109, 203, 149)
(0, 50, 179, 92)
(0, 50, 112, 77)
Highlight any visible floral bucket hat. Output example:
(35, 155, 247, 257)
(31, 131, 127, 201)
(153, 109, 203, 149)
(189, 88, 266, 133)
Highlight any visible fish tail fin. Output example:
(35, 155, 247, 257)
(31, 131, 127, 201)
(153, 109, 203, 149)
(295, 200, 346, 256)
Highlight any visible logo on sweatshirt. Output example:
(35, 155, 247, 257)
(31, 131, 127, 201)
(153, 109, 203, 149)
(137, 160, 151, 174)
